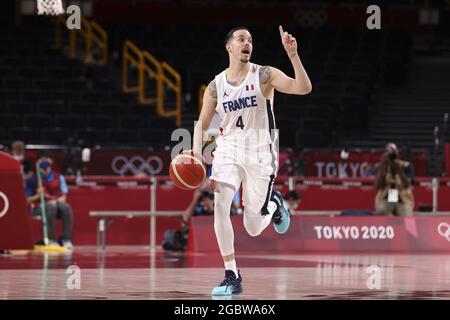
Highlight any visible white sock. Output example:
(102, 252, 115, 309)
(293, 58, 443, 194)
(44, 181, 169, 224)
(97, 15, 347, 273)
(224, 260, 238, 277)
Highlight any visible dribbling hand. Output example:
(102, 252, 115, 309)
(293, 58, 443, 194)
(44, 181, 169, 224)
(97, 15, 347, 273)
(181, 149, 204, 163)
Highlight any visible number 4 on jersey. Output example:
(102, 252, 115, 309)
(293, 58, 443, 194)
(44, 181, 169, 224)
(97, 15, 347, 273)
(236, 116, 244, 130)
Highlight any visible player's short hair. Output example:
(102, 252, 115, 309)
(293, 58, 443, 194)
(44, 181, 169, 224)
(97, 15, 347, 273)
(225, 27, 249, 45)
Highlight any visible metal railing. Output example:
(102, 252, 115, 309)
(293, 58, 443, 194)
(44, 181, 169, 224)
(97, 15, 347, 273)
(122, 40, 182, 127)
(90, 21, 108, 64)
(122, 40, 142, 94)
(56, 16, 108, 64)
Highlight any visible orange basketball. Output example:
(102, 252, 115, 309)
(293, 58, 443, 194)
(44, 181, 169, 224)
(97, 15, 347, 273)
(169, 152, 206, 190)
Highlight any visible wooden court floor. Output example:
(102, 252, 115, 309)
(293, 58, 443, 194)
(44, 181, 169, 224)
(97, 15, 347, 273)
(1, 246, 450, 300)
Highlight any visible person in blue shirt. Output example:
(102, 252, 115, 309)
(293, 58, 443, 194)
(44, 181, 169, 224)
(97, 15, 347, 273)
(25, 151, 74, 249)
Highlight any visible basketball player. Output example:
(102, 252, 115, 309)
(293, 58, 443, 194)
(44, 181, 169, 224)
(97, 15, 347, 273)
(192, 26, 312, 295)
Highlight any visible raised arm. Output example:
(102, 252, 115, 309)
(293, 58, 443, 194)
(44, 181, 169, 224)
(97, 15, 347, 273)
(266, 25, 312, 95)
(192, 79, 218, 157)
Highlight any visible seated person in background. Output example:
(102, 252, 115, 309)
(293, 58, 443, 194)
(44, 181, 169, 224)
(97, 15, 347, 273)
(362, 163, 376, 178)
(283, 190, 301, 215)
(10, 140, 33, 180)
(374, 143, 415, 216)
(163, 180, 215, 252)
(25, 151, 74, 249)
(183, 185, 214, 224)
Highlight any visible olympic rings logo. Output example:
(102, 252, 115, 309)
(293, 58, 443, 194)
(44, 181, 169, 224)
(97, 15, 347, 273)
(295, 10, 328, 28)
(112, 156, 163, 176)
(0, 192, 9, 219)
(437, 223, 450, 242)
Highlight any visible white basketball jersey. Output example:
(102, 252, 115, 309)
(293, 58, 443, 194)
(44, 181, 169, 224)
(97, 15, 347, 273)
(214, 63, 277, 151)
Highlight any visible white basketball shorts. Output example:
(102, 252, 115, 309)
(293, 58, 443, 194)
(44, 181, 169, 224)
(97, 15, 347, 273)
(210, 144, 278, 215)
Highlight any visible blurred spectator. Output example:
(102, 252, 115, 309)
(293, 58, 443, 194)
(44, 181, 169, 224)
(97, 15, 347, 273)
(25, 150, 74, 249)
(10, 140, 33, 180)
(374, 143, 415, 216)
(182, 181, 214, 224)
(283, 190, 302, 215)
(362, 163, 376, 178)
(162, 180, 214, 252)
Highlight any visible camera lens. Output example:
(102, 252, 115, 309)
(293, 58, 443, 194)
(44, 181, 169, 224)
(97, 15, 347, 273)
(388, 153, 397, 161)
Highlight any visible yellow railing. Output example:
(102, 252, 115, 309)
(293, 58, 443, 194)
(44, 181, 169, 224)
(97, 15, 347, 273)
(56, 16, 108, 64)
(161, 62, 181, 127)
(198, 84, 207, 114)
(141, 51, 162, 108)
(56, 17, 181, 127)
(122, 40, 182, 127)
(90, 21, 108, 64)
(122, 40, 142, 94)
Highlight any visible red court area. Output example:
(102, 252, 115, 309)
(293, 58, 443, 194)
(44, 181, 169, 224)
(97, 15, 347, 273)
(1, 172, 450, 299)
(1, 247, 450, 300)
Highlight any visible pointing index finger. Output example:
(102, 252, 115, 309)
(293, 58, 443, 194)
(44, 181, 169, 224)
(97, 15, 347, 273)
(279, 25, 284, 37)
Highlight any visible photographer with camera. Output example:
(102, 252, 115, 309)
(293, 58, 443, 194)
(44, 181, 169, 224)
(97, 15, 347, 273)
(374, 143, 415, 216)
(162, 181, 215, 252)
(183, 186, 215, 223)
